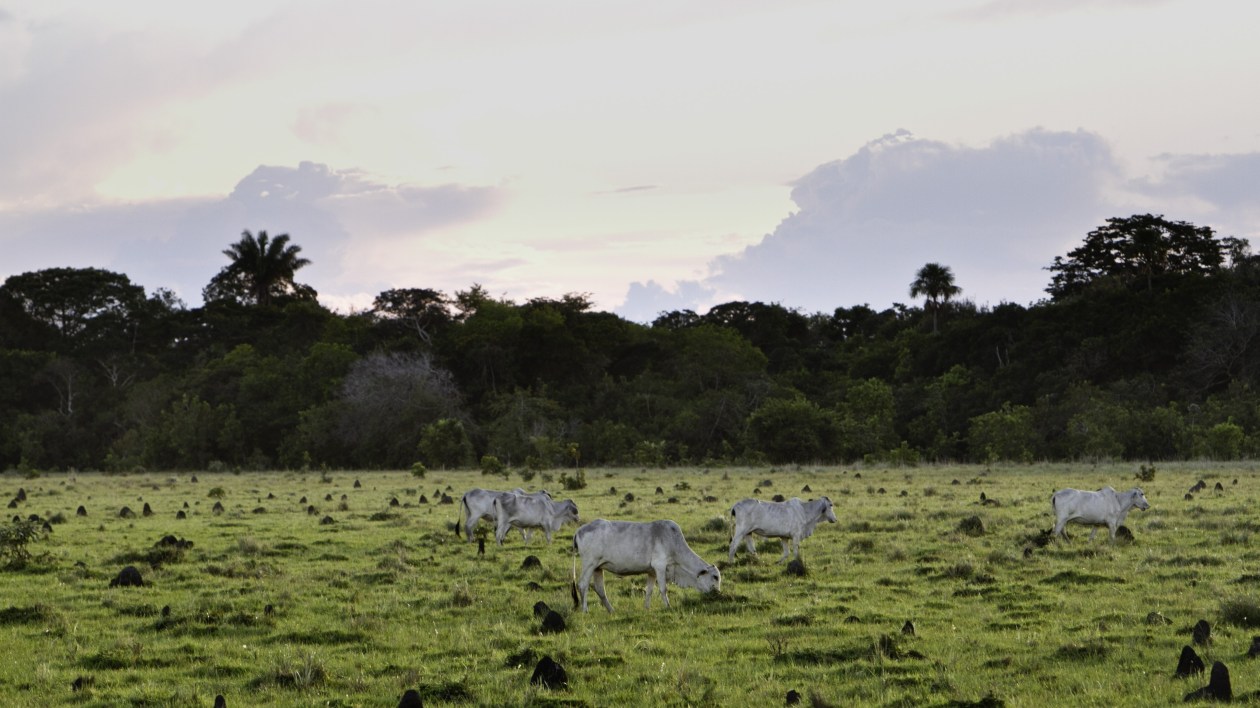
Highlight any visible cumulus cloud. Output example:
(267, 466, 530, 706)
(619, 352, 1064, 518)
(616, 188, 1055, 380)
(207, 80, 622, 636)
(0, 12, 214, 204)
(0, 162, 503, 306)
(618, 128, 1122, 319)
(1137, 153, 1260, 216)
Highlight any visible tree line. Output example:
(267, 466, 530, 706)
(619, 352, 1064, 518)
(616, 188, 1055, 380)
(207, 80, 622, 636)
(4, 216, 1260, 473)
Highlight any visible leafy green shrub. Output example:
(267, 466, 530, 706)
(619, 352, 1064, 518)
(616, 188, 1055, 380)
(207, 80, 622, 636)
(418, 418, 474, 469)
(746, 397, 840, 464)
(410, 462, 427, 479)
(208, 487, 226, 499)
(968, 403, 1037, 464)
(633, 440, 667, 468)
(1201, 421, 1245, 460)
(559, 469, 587, 491)
(0, 519, 40, 569)
(479, 455, 504, 477)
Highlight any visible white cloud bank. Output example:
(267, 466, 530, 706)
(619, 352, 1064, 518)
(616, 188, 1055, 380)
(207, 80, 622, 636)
(615, 129, 1260, 322)
(0, 162, 502, 309)
(2, 129, 1257, 323)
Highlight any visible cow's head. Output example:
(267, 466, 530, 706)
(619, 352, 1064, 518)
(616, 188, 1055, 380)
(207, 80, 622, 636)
(821, 496, 837, 524)
(557, 499, 580, 525)
(1131, 488, 1150, 511)
(696, 564, 721, 594)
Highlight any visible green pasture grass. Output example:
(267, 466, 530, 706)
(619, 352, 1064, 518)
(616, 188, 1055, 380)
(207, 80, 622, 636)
(0, 462, 1257, 706)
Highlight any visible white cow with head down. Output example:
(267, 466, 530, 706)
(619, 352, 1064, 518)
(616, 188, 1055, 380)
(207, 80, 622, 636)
(572, 519, 721, 612)
(1051, 486, 1149, 541)
(729, 496, 837, 562)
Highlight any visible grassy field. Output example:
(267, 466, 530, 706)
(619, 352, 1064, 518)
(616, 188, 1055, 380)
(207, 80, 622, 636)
(0, 462, 1258, 706)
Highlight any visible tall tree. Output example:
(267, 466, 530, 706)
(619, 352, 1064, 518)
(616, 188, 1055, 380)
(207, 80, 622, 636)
(0, 267, 147, 350)
(1045, 214, 1240, 299)
(372, 288, 453, 346)
(910, 263, 961, 333)
(203, 230, 317, 306)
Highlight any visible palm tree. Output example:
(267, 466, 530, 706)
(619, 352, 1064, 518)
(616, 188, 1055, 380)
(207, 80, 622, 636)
(910, 263, 961, 333)
(203, 230, 316, 306)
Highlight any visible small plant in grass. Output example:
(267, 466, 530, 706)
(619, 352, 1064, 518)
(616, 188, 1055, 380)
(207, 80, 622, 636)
(450, 582, 475, 607)
(1135, 464, 1156, 482)
(701, 517, 727, 533)
(0, 518, 41, 569)
(237, 536, 269, 556)
(207, 487, 226, 499)
(1220, 596, 1260, 627)
(766, 634, 790, 659)
(410, 462, 427, 479)
(268, 651, 326, 689)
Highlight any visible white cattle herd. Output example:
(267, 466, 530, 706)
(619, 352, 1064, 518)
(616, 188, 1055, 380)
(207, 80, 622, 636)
(453, 483, 1152, 613)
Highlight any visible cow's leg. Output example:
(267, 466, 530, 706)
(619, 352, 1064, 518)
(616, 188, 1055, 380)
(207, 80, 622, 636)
(655, 564, 670, 608)
(1089, 526, 1099, 542)
(778, 538, 792, 562)
(1052, 517, 1067, 540)
(592, 569, 613, 613)
(464, 517, 478, 542)
(543, 528, 554, 544)
(644, 574, 654, 609)
(494, 519, 510, 546)
(577, 564, 596, 612)
(728, 528, 746, 561)
(745, 536, 757, 555)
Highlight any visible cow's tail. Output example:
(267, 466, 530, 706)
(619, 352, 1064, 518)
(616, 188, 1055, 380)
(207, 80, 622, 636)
(455, 495, 466, 540)
(570, 535, 580, 609)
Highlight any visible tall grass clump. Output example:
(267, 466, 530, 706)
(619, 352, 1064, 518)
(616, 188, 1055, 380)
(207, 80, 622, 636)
(1220, 596, 1260, 628)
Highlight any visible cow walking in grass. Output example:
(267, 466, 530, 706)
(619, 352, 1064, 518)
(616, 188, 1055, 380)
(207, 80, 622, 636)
(456, 488, 550, 542)
(571, 519, 721, 612)
(493, 495, 579, 546)
(1051, 486, 1149, 541)
(729, 496, 837, 562)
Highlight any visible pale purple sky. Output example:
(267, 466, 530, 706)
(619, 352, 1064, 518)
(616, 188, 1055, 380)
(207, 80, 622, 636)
(2, 0, 1258, 321)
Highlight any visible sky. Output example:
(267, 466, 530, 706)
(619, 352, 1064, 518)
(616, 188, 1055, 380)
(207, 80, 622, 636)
(2, 0, 1259, 322)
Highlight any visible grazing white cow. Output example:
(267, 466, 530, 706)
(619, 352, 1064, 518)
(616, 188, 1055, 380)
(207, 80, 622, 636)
(729, 496, 837, 561)
(456, 488, 550, 542)
(571, 519, 721, 612)
(492, 495, 579, 546)
(1051, 486, 1150, 541)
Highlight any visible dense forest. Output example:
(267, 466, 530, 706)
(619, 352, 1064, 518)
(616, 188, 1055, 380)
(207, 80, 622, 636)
(4, 215, 1260, 473)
